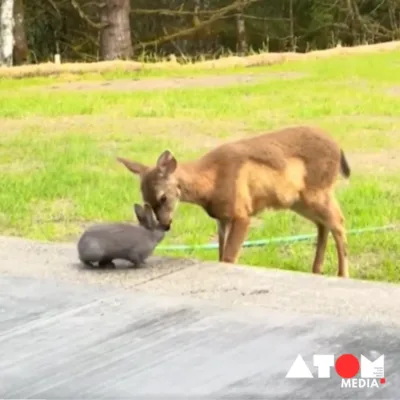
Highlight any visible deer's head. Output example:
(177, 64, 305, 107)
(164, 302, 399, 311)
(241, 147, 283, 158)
(117, 150, 180, 231)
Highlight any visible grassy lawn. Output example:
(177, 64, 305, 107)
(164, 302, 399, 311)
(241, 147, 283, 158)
(1, 50, 400, 282)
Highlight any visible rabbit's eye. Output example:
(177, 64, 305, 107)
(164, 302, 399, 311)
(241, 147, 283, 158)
(159, 194, 167, 204)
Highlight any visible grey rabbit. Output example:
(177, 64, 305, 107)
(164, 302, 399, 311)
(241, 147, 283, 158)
(77, 203, 166, 268)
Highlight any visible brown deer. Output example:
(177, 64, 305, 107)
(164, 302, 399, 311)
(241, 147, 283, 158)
(117, 125, 351, 278)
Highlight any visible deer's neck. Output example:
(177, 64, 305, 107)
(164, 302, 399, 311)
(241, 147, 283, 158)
(175, 160, 213, 207)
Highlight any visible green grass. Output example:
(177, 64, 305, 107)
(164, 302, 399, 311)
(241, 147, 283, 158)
(1, 50, 400, 282)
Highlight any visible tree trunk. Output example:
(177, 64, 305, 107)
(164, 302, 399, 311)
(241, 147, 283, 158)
(99, 0, 133, 61)
(289, 0, 295, 51)
(345, 0, 358, 45)
(13, 0, 28, 65)
(0, 0, 14, 66)
(193, 0, 202, 54)
(236, 1, 247, 55)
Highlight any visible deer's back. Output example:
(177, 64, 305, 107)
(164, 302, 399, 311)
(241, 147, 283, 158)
(199, 126, 342, 218)
(206, 125, 341, 185)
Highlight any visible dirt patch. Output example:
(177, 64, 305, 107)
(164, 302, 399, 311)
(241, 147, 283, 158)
(348, 150, 400, 173)
(43, 72, 307, 92)
(386, 86, 400, 96)
(327, 79, 371, 90)
(1, 40, 400, 79)
(325, 115, 400, 124)
(0, 160, 44, 174)
(0, 115, 252, 151)
(3, 115, 400, 173)
(31, 199, 76, 224)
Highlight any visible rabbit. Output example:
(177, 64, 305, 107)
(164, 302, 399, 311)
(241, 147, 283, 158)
(77, 203, 166, 268)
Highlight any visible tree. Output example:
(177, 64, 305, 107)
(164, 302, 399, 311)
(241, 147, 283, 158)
(13, 0, 28, 65)
(0, 0, 15, 66)
(236, 0, 247, 55)
(100, 0, 133, 60)
(14, 0, 400, 64)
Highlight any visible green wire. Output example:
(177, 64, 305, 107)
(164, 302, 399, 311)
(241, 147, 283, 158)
(157, 224, 397, 252)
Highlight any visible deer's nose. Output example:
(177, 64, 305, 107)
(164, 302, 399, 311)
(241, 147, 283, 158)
(162, 221, 172, 231)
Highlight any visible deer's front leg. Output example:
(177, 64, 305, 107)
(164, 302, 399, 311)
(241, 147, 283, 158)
(222, 217, 250, 264)
(217, 220, 231, 262)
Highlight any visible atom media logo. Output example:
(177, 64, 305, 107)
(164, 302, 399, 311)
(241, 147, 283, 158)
(286, 353, 385, 389)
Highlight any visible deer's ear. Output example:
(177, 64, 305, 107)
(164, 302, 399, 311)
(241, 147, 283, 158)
(117, 157, 149, 175)
(156, 150, 177, 176)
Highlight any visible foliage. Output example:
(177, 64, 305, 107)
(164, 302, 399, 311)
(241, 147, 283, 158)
(20, 0, 400, 63)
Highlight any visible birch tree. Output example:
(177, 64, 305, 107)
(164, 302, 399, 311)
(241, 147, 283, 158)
(0, 0, 14, 66)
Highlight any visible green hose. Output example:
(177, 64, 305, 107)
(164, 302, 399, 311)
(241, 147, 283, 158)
(157, 224, 397, 252)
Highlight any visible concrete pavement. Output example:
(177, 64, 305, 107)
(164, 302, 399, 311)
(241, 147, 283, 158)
(1, 235, 400, 325)
(0, 235, 399, 398)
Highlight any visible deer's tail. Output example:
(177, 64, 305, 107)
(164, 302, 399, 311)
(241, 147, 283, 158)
(340, 149, 351, 179)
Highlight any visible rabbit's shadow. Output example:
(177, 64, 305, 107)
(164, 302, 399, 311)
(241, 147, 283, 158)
(72, 259, 147, 272)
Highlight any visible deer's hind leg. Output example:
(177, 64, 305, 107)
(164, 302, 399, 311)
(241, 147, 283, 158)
(291, 204, 330, 275)
(327, 196, 348, 278)
(293, 189, 348, 278)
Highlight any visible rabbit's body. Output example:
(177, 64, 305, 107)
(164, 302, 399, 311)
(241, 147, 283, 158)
(77, 204, 166, 268)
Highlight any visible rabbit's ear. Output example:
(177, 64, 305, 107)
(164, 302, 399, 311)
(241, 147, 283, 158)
(143, 203, 157, 229)
(134, 204, 146, 225)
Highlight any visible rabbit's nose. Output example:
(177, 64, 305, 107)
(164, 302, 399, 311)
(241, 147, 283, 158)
(163, 223, 171, 231)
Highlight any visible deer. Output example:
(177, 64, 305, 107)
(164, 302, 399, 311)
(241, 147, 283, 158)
(117, 125, 351, 278)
